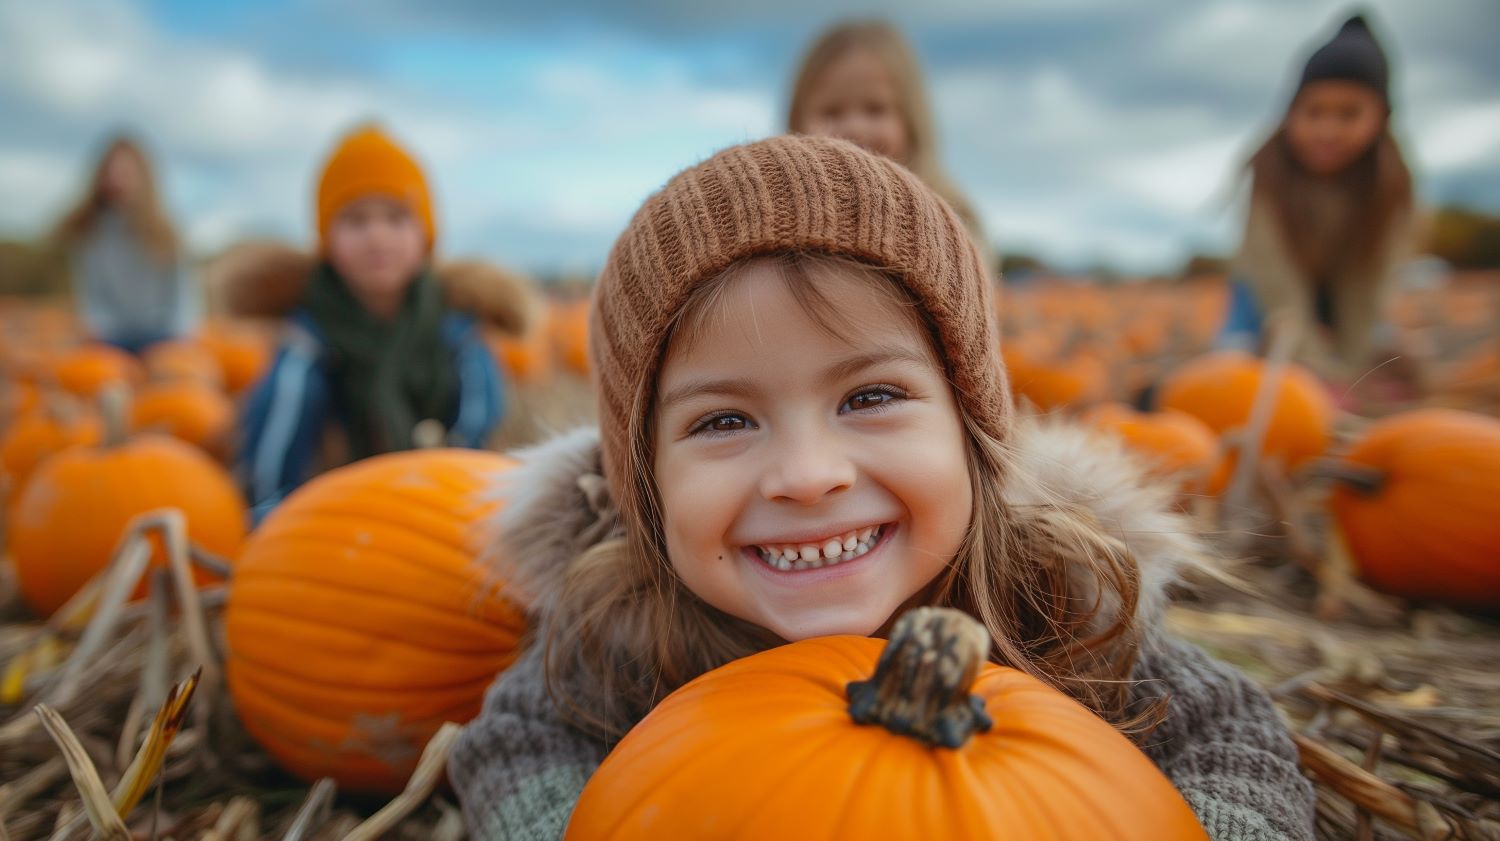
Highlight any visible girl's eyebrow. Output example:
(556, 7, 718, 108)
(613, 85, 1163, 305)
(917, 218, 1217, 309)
(657, 376, 763, 412)
(819, 347, 934, 385)
(658, 347, 930, 411)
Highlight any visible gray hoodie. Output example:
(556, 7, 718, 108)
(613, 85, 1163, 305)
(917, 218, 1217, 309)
(74, 209, 198, 344)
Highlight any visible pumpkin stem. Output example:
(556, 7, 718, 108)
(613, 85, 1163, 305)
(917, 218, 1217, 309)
(847, 607, 993, 749)
(97, 383, 131, 447)
(1304, 458, 1386, 496)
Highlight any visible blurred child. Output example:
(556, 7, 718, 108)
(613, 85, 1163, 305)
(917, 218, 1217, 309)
(1220, 14, 1418, 390)
(233, 124, 535, 524)
(51, 134, 199, 352)
(787, 21, 992, 266)
(449, 136, 1313, 840)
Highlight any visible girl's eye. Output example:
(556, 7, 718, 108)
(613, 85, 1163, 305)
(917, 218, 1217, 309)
(688, 413, 752, 437)
(841, 385, 906, 414)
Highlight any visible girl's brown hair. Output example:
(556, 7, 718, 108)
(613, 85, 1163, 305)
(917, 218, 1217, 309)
(1247, 117, 1412, 284)
(786, 21, 983, 242)
(52, 134, 180, 262)
(539, 251, 1150, 745)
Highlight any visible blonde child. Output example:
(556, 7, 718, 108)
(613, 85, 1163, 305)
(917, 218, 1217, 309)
(51, 134, 200, 352)
(450, 136, 1313, 840)
(787, 20, 990, 264)
(1220, 14, 1418, 389)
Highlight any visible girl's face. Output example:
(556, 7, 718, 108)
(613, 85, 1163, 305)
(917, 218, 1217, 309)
(99, 147, 146, 206)
(798, 48, 911, 165)
(652, 263, 972, 642)
(326, 195, 427, 307)
(1285, 81, 1387, 176)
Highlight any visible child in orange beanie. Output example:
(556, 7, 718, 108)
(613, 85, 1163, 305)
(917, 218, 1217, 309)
(236, 124, 529, 524)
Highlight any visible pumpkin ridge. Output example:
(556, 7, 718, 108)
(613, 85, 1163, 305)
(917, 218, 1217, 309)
(229, 561, 522, 636)
(227, 610, 515, 680)
(243, 525, 495, 593)
(230, 668, 490, 727)
(232, 660, 504, 711)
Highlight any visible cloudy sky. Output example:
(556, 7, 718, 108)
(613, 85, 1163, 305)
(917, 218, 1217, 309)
(2, 0, 1497, 277)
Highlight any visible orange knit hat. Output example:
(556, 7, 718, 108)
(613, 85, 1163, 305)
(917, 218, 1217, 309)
(315, 124, 436, 252)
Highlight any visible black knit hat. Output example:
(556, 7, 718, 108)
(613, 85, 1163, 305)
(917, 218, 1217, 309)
(1298, 13, 1390, 104)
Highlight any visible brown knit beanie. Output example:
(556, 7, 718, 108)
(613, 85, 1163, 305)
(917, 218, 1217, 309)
(591, 134, 1008, 521)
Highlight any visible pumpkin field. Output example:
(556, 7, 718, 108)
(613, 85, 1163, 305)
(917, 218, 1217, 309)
(1, 269, 1498, 839)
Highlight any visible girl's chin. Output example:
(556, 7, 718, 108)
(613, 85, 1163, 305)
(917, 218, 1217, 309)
(769, 612, 889, 642)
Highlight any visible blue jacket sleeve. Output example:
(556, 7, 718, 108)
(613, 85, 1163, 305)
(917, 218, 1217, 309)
(1217, 277, 1265, 354)
(445, 316, 507, 449)
(237, 328, 330, 526)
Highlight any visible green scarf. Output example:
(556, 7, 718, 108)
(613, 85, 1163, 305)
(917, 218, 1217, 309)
(302, 263, 458, 459)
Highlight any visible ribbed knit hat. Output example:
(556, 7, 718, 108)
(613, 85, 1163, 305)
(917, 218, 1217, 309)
(316, 123, 436, 253)
(1298, 14, 1390, 104)
(590, 134, 1006, 514)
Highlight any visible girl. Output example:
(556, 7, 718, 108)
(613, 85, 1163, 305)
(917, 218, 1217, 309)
(787, 20, 992, 267)
(51, 134, 200, 353)
(1220, 14, 1417, 388)
(451, 136, 1314, 840)
(230, 124, 535, 524)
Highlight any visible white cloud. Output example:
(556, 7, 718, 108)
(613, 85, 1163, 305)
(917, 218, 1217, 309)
(1411, 101, 1500, 172)
(1, 0, 1495, 277)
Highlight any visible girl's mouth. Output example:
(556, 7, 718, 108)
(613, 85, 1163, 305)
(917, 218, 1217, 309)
(748, 523, 890, 572)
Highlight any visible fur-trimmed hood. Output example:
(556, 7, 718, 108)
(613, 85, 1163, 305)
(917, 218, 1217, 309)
(202, 239, 543, 336)
(486, 416, 1207, 636)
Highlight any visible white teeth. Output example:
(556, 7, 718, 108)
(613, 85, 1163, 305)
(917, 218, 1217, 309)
(754, 524, 887, 572)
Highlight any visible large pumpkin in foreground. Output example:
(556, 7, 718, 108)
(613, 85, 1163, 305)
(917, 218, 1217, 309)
(225, 449, 525, 794)
(1328, 409, 1500, 607)
(567, 608, 1206, 841)
(8, 425, 245, 616)
(1159, 351, 1332, 471)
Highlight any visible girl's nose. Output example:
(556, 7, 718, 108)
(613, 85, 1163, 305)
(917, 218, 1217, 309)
(758, 428, 856, 505)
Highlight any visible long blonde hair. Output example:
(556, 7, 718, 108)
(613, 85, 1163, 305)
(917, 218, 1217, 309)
(539, 251, 1149, 744)
(52, 134, 180, 263)
(1247, 122, 1412, 284)
(787, 21, 983, 242)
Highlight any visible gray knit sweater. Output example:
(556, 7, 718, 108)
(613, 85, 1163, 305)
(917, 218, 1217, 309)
(449, 423, 1316, 840)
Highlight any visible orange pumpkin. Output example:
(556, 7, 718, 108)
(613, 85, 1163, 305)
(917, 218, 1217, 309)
(197, 323, 274, 396)
(1081, 404, 1223, 493)
(568, 608, 1207, 841)
(0, 395, 102, 500)
(487, 321, 554, 385)
(225, 449, 525, 794)
(8, 415, 246, 616)
(552, 299, 591, 376)
(1159, 351, 1332, 470)
(2, 380, 41, 423)
(1328, 409, 1500, 606)
(130, 381, 235, 458)
(1010, 351, 1108, 412)
(49, 344, 144, 398)
(142, 339, 225, 387)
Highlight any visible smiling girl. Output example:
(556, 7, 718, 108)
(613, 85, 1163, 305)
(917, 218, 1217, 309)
(451, 136, 1314, 841)
(787, 21, 991, 269)
(1220, 14, 1417, 388)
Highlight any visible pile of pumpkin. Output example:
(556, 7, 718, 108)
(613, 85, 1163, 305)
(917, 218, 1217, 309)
(998, 271, 1500, 416)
